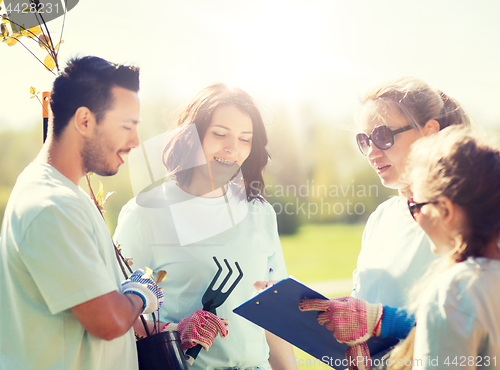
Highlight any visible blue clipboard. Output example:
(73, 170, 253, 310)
(233, 277, 398, 368)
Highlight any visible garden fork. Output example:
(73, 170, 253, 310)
(185, 257, 243, 364)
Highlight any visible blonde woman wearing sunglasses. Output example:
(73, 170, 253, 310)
(352, 78, 470, 306)
(300, 77, 470, 370)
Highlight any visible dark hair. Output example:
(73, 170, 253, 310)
(362, 77, 470, 130)
(50, 56, 140, 139)
(162, 83, 269, 202)
(408, 126, 500, 262)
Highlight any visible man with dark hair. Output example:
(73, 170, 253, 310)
(0, 56, 163, 369)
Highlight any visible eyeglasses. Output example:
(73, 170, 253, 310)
(356, 124, 414, 156)
(407, 200, 436, 220)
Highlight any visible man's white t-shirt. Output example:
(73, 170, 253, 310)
(0, 162, 137, 370)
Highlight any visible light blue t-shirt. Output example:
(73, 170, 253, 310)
(413, 258, 500, 369)
(114, 180, 288, 370)
(0, 162, 137, 370)
(352, 196, 437, 307)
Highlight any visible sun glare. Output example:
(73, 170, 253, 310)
(212, 1, 341, 100)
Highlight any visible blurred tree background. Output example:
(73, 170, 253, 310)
(1, 99, 498, 235)
(0, 99, 401, 233)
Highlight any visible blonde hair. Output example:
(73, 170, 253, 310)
(361, 77, 470, 130)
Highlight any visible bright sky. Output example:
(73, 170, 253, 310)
(1, 0, 500, 133)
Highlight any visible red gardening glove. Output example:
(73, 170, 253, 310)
(346, 343, 372, 370)
(299, 296, 383, 370)
(164, 310, 229, 351)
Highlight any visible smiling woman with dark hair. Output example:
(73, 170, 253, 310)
(162, 83, 270, 201)
(115, 83, 297, 370)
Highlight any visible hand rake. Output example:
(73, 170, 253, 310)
(185, 256, 243, 364)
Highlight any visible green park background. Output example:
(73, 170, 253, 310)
(0, 105, 393, 369)
(1, 105, 500, 369)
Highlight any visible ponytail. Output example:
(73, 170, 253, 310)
(436, 90, 470, 129)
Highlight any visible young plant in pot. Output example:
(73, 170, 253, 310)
(132, 268, 189, 370)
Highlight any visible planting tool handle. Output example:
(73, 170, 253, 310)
(42, 92, 50, 143)
(185, 344, 202, 366)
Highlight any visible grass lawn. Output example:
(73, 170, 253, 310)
(280, 223, 364, 283)
(278, 223, 365, 370)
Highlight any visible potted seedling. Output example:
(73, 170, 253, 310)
(133, 269, 188, 370)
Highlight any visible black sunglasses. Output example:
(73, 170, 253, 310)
(407, 200, 437, 220)
(356, 124, 414, 156)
